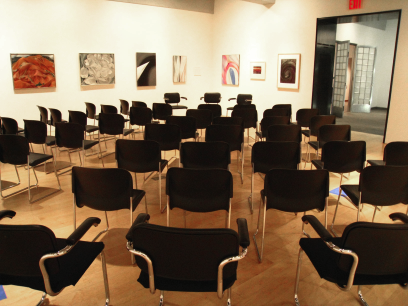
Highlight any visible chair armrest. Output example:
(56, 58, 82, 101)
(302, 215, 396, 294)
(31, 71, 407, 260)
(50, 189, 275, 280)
(200, 97, 204, 100)
(237, 218, 250, 248)
(228, 98, 236, 101)
(0, 210, 16, 220)
(126, 213, 150, 241)
(302, 215, 333, 241)
(66, 217, 101, 245)
(164, 98, 169, 101)
(244, 99, 252, 102)
(390, 213, 408, 224)
(181, 97, 187, 100)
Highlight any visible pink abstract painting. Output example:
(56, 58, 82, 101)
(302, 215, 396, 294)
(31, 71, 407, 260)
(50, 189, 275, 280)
(222, 54, 240, 86)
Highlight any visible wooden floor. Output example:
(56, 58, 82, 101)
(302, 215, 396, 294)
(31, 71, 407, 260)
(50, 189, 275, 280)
(1, 129, 407, 306)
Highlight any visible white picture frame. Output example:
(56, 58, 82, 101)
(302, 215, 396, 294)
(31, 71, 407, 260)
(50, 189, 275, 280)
(250, 62, 266, 80)
(277, 54, 300, 89)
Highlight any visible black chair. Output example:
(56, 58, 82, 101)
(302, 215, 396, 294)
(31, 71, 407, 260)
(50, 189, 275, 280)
(166, 167, 233, 228)
(180, 141, 230, 170)
(152, 103, 173, 121)
(37, 105, 53, 135)
(129, 106, 152, 133)
(132, 101, 148, 108)
(295, 108, 319, 129)
(144, 123, 181, 168)
(367, 141, 408, 166)
(166, 116, 197, 141)
(256, 116, 290, 141)
(213, 116, 244, 128)
(253, 169, 329, 262)
(85, 102, 99, 125)
(266, 124, 302, 143)
(248, 141, 301, 214)
(200, 92, 221, 103)
(231, 107, 257, 145)
(263, 108, 290, 118)
(0, 135, 61, 203)
(164, 93, 188, 110)
(305, 124, 351, 169)
(0, 212, 110, 306)
(272, 104, 292, 121)
(119, 99, 130, 116)
(198, 103, 222, 119)
(116, 139, 168, 212)
(186, 109, 212, 138)
(49, 108, 67, 134)
(331, 166, 408, 235)
(126, 214, 249, 306)
(226, 94, 252, 116)
(72, 166, 146, 241)
(301, 115, 336, 145)
(68, 110, 99, 140)
(55, 122, 103, 170)
(206, 124, 244, 184)
(1, 117, 24, 135)
(294, 213, 408, 306)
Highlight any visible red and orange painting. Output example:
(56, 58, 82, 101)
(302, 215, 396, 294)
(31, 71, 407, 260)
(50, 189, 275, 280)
(11, 54, 56, 89)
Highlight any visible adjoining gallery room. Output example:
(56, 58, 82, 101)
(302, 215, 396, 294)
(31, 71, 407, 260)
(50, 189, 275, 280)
(1, 0, 408, 306)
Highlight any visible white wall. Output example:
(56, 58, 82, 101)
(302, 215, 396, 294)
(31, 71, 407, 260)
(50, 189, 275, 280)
(336, 19, 398, 108)
(0, 0, 213, 125)
(212, 0, 408, 142)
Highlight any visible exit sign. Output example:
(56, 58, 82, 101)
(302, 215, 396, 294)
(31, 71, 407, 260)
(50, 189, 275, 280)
(350, 0, 361, 9)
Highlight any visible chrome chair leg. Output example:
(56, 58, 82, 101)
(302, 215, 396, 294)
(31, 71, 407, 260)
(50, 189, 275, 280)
(253, 197, 266, 263)
(294, 248, 304, 306)
(144, 194, 148, 214)
(92, 211, 109, 242)
(100, 251, 110, 306)
(159, 290, 164, 306)
(358, 286, 369, 306)
(35, 292, 47, 306)
(302, 212, 311, 238)
(227, 287, 232, 306)
(331, 188, 343, 237)
(248, 165, 254, 214)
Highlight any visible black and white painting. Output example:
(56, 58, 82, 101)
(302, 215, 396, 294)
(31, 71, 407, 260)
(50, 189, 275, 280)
(137, 52, 156, 87)
(79, 53, 115, 86)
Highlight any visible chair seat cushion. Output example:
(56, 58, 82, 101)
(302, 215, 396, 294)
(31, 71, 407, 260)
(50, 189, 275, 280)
(160, 159, 168, 171)
(0, 239, 104, 293)
(301, 129, 311, 138)
(131, 189, 146, 211)
(255, 131, 263, 139)
(227, 106, 233, 111)
(170, 105, 188, 110)
(300, 237, 408, 286)
(83, 140, 99, 150)
(340, 184, 359, 207)
(311, 160, 324, 170)
(308, 141, 319, 151)
(45, 136, 56, 146)
(367, 160, 385, 166)
(29, 153, 54, 167)
(123, 129, 134, 137)
(85, 125, 99, 133)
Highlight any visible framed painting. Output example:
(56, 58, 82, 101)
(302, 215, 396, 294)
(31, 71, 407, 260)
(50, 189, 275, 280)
(250, 62, 266, 80)
(173, 55, 186, 83)
(277, 54, 300, 89)
(222, 54, 240, 86)
(10, 54, 56, 89)
(137, 53, 156, 87)
(79, 53, 115, 86)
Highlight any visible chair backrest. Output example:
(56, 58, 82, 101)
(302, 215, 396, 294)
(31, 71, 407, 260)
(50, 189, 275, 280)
(101, 105, 118, 114)
(260, 116, 290, 137)
(129, 106, 152, 126)
(251, 141, 300, 174)
(309, 115, 336, 136)
(337, 221, 408, 276)
(166, 167, 233, 212)
(198, 104, 222, 119)
(119, 99, 130, 116)
(144, 123, 181, 151)
(317, 124, 351, 144)
(264, 169, 329, 212)
(186, 109, 212, 130)
(213, 116, 243, 129)
(0, 135, 29, 165)
(272, 104, 292, 119)
(205, 124, 243, 152)
(37, 106, 49, 124)
(98, 113, 125, 135)
(321, 141, 366, 174)
(24, 120, 47, 145)
(0, 224, 61, 278)
(116, 139, 160, 173)
(164, 93, 180, 104)
(152, 103, 172, 121)
(68, 110, 87, 130)
(233, 104, 256, 110)
(132, 101, 148, 108)
(55, 122, 84, 149)
(166, 116, 196, 140)
(85, 102, 97, 120)
(129, 222, 239, 284)
(360, 165, 408, 206)
(383, 142, 408, 165)
(231, 108, 257, 129)
(72, 166, 133, 211)
(296, 108, 319, 127)
(180, 141, 230, 170)
(1, 117, 19, 135)
(49, 108, 63, 126)
(266, 124, 302, 143)
(236, 94, 252, 105)
(263, 108, 289, 118)
(203, 92, 221, 103)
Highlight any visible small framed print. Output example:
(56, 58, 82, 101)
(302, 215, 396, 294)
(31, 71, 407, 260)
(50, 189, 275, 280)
(250, 62, 266, 80)
(277, 54, 300, 89)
